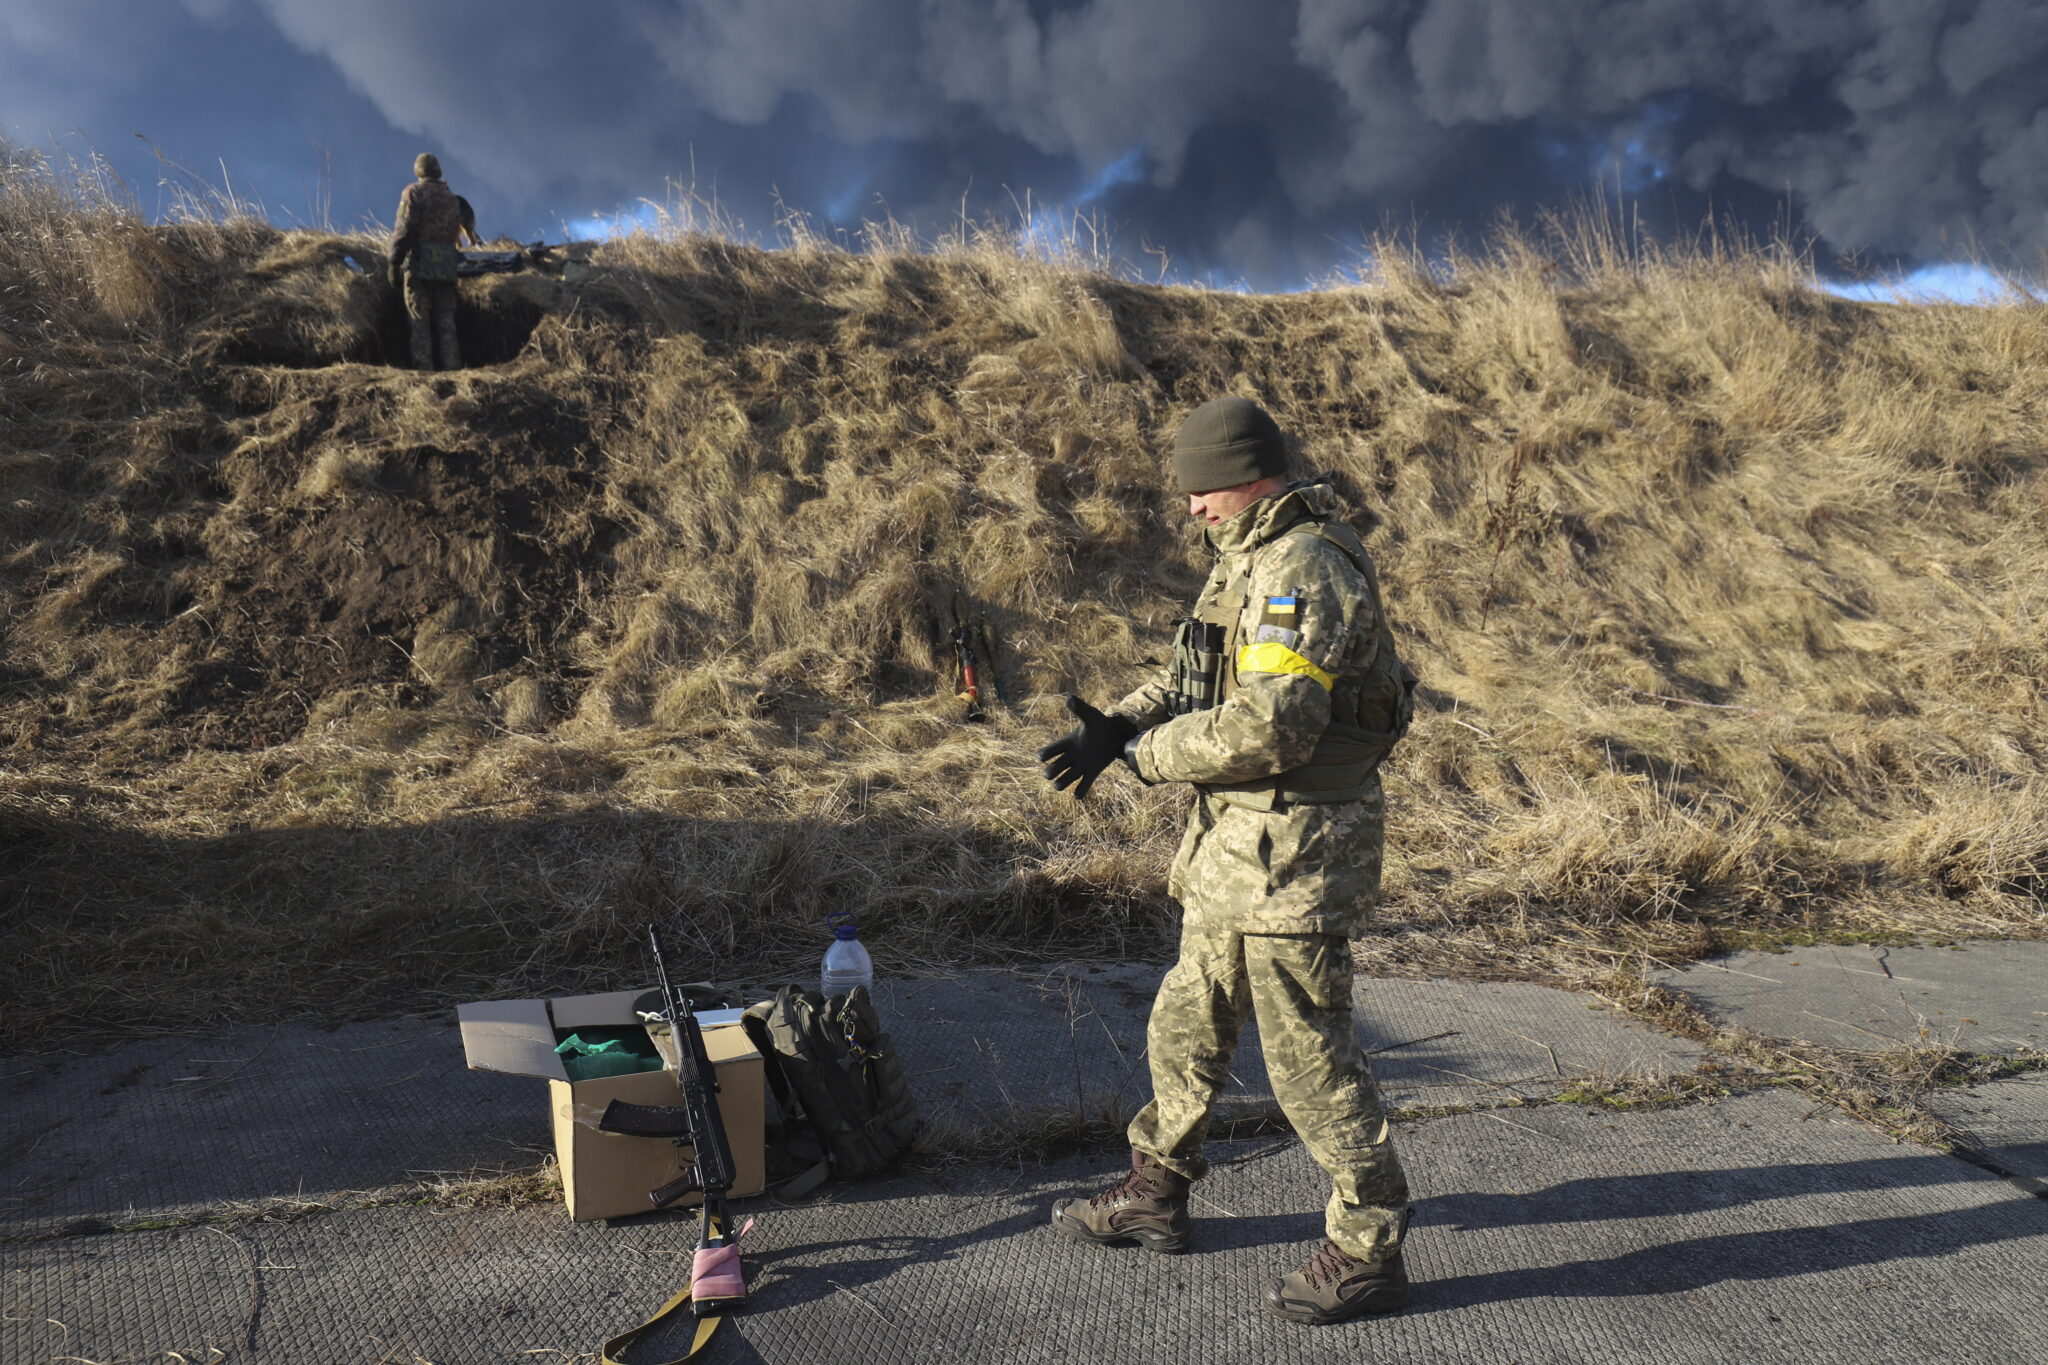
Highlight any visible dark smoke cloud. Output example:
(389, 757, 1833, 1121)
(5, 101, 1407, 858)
(4, 1, 2044, 284)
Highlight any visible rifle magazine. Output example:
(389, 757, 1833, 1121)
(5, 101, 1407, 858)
(598, 1099, 692, 1138)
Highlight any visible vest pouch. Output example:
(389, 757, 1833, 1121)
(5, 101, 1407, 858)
(1386, 660, 1418, 743)
(1166, 618, 1226, 716)
(1352, 655, 1416, 739)
(410, 240, 459, 283)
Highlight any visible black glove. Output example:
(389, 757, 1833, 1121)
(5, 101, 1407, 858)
(1037, 695, 1136, 800)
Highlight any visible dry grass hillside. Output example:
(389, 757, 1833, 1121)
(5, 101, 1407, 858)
(3, 156, 2044, 1049)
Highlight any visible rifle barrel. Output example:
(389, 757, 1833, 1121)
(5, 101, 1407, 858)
(648, 926, 737, 1199)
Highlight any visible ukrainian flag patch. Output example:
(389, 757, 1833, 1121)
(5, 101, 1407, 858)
(1258, 593, 1301, 636)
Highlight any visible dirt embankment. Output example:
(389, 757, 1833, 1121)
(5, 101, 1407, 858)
(2, 192, 2044, 1046)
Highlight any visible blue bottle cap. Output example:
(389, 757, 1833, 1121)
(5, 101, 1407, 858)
(827, 909, 859, 940)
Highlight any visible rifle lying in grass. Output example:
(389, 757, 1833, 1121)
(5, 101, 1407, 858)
(599, 926, 748, 1318)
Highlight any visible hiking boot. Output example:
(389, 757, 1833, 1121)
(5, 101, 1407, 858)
(1263, 1238, 1411, 1324)
(1049, 1149, 1192, 1253)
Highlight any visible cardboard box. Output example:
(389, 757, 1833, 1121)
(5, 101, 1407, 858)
(458, 988, 764, 1221)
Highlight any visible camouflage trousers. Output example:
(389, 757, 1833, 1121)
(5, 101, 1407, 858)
(404, 279, 461, 371)
(1127, 924, 1410, 1259)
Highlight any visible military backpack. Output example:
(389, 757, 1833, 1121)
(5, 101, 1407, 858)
(741, 984, 920, 1195)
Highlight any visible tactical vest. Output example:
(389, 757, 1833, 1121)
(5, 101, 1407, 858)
(400, 180, 463, 283)
(1165, 519, 1417, 811)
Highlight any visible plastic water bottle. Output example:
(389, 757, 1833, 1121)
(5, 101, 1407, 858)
(820, 910, 874, 998)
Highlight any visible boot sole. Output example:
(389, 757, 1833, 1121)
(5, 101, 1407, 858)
(1049, 1207, 1191, 1254)
(1262, 1284, 1411, 1325)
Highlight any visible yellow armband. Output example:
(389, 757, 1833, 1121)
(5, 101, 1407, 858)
(1237, 642, 1336, 691)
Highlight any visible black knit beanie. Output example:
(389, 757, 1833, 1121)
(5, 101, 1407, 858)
(1172, 397, 1288, 493)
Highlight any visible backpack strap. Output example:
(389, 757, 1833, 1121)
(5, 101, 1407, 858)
(817, 988, 921, 1175)
(741, 988, 830, 1198)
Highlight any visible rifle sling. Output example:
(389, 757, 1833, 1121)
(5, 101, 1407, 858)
(600, 1216, 730, 1365)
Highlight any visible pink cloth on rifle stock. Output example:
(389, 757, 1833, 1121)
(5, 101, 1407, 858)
(690, 1217, 756, 1302)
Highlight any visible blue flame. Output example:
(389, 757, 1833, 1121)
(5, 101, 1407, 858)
(1538, 99, 1679, 193)
(1617, 136, 1667, 190)
(1819, 263, 2043, 304)
(1012, 147, 1147, 258)
(1076, 147, 1144, 207)
(1611, 95, 1683, 192)
(825, 176, 868, 223)
(564, 200, 665, 241)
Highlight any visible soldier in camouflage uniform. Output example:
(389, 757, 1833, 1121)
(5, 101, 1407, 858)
(388, 153, 464, 371)
(1039, 396, 1419, 1324)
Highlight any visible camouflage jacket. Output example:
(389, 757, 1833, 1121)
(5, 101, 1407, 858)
(390, 178, 464, 255)
(1114, 482, 1397, 934)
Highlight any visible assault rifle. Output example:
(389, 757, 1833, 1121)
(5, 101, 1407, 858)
(598, 926, 747, 1316)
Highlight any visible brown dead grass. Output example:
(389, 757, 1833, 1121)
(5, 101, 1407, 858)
(0, 1161, 565, 1246)
(2, 149, 2045, 1049)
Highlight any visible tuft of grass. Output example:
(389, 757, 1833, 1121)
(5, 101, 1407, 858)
(1553, 1069, 1750, 1112)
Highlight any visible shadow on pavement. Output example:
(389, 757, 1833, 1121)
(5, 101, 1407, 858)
(1410, 1152, 2048, 1315)
(1435, 1153, 2000, 1228)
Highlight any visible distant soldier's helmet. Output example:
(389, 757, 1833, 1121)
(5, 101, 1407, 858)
(1173, 396, 1288, 493)
(414, 153, 443, 180)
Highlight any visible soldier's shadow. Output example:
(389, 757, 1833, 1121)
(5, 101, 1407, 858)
(1188, 1210, 1325, 1255)
(1406, 1153, 2044, 1316)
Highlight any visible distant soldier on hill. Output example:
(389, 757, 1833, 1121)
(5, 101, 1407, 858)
(388, 153, 464, 371)
(1037, 396, 1420, 1325)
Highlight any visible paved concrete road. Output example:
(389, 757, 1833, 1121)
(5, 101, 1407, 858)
(0, 1016, 537, 1237)
(2, 968, 1699, 1238)
(5, 1093, 2044, 1365)
(882, 965, 1702, 1129)
(1933, 1072, 2048, 1193)
(6, 951, 2044, 1365)
(1650, 941, 2048, 1053)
